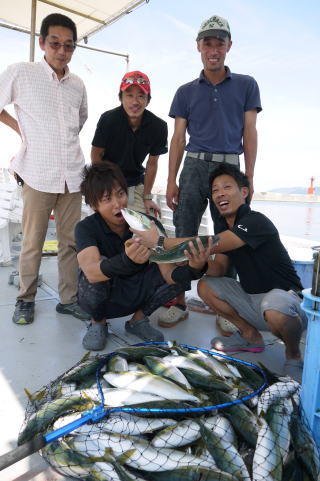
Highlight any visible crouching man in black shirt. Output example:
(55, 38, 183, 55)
(198, 164, 307, 382)
(75, 162, 211, 351)
(132, 163, 307, 383)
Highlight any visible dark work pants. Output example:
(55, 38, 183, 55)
(77, 264, 190, 322)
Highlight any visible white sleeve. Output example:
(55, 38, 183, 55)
(0, 64, 18, 112)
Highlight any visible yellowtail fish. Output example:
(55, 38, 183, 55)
(103, 371, 200, 403)
(121, 207, 218, 263)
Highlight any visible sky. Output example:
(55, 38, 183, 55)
(0, 0, 319, 192)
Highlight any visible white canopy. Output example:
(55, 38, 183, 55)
(0, 0, 147, 40)
(0, 0, 148, 60)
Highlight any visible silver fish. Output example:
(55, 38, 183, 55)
(257, 380, 300, 415)
(144, 355, 192, 389)
(123, 441, 214, 472)
(151, 414, 235, 449)
(199, 421, 251, 481)
(103, 371, 200, 403)
(163, 355, 212, 376)
(102, 388, 166, 407)
(266, 398, 293, 463)
(252, 417, 282, 481)
(102, 413, 176, 436)
(290, 411, 320, 480)
(107, 355, 129, 372)
(44, 439, 93, 478)
(121, 207, 218, 263)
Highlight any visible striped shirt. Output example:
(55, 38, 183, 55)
(0, 58, 87, 193)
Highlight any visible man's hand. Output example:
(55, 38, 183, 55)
(130, 221, 159, 249)
(143, 199, 161, 218)
(184, 236, 213, 271)
(125, 241, 151, 264)
(166, 182, 179, 211)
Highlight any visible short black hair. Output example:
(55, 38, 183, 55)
(40, 13, 77, 42)
(80, 162, 128, 209)
(209, 163, 250, 190)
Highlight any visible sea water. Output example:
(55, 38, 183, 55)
(251, 201, 320, 241)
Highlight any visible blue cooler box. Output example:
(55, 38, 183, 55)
(293, 260, 313, 289)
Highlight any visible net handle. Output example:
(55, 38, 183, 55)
(0, 433, 46, 471)
(0, 406, 108, 471)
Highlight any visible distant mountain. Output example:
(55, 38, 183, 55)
(269, 186, 320, 195)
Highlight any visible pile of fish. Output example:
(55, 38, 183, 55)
(19, 343, 320, 481)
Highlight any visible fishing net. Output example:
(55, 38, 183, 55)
(19, 342, 320, 481)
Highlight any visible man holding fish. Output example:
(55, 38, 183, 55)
(75, 161, 212, 351)
(132, 163, 307, 382)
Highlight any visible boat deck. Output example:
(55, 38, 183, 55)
(0, 252, 307, 481)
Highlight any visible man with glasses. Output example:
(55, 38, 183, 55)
(91, 71, 168, 217)
(0, 13, 90, 325)
(161, 14, 262, 328)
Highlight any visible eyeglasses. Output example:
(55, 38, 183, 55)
(47, 41, 76, 52)
(123, 76, 149, 85)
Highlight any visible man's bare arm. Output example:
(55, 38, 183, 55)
(143, 155, 161, 216)
(131, 222, 245, 252)
(166, 117, 187, 211)
(0, 109, 21, 136)
(206, 253, 230, 277)
(243, 109, 258, 201)
(77, 246, 110, 283)
(91, 146, 105, 164)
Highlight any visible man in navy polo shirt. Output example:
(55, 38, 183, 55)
(161, 14, 262, 327)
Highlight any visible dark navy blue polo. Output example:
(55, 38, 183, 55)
(169, 68, 262, 154)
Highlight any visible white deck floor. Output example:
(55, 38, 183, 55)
(0, 252, 307, 481)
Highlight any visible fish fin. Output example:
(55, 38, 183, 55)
(34, 389, 47, 401)
(116, 449, 136, 465)
(103, 448, 116, 462)
(80, 351, 92, 362)
(24, 387, 46, 402)
(24, 387, 33, 400)
(257, 362, 279, 384)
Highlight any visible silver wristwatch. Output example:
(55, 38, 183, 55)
(154, 235, 165, 253)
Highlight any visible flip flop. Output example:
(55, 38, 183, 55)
(211, 331, 265, 353)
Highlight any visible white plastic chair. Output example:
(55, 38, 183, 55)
(0, 169, 22, 265)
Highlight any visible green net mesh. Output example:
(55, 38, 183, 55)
(19, 343, 320, 481)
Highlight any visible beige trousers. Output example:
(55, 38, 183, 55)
(127, 183, 146, 212)
(18, 184, 82, 304)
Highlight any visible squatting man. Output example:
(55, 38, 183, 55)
(133, 163, 307, 383)
(75, 162, 212, 351)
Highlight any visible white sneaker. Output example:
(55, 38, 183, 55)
(158, 306, 189, 328)
(216, 315, 239, 335)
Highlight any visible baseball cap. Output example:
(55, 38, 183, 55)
(120, 71, 151, 95)
(196, 15, 231, 41)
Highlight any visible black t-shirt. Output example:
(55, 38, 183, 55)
(75, 212, 132, 257)
(215, 204, 303, 293)
(92, 106, 168, 186)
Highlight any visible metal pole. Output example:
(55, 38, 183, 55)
(29, 0, 37, 62)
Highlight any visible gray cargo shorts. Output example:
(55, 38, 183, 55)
(202, 276, 308, 331)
